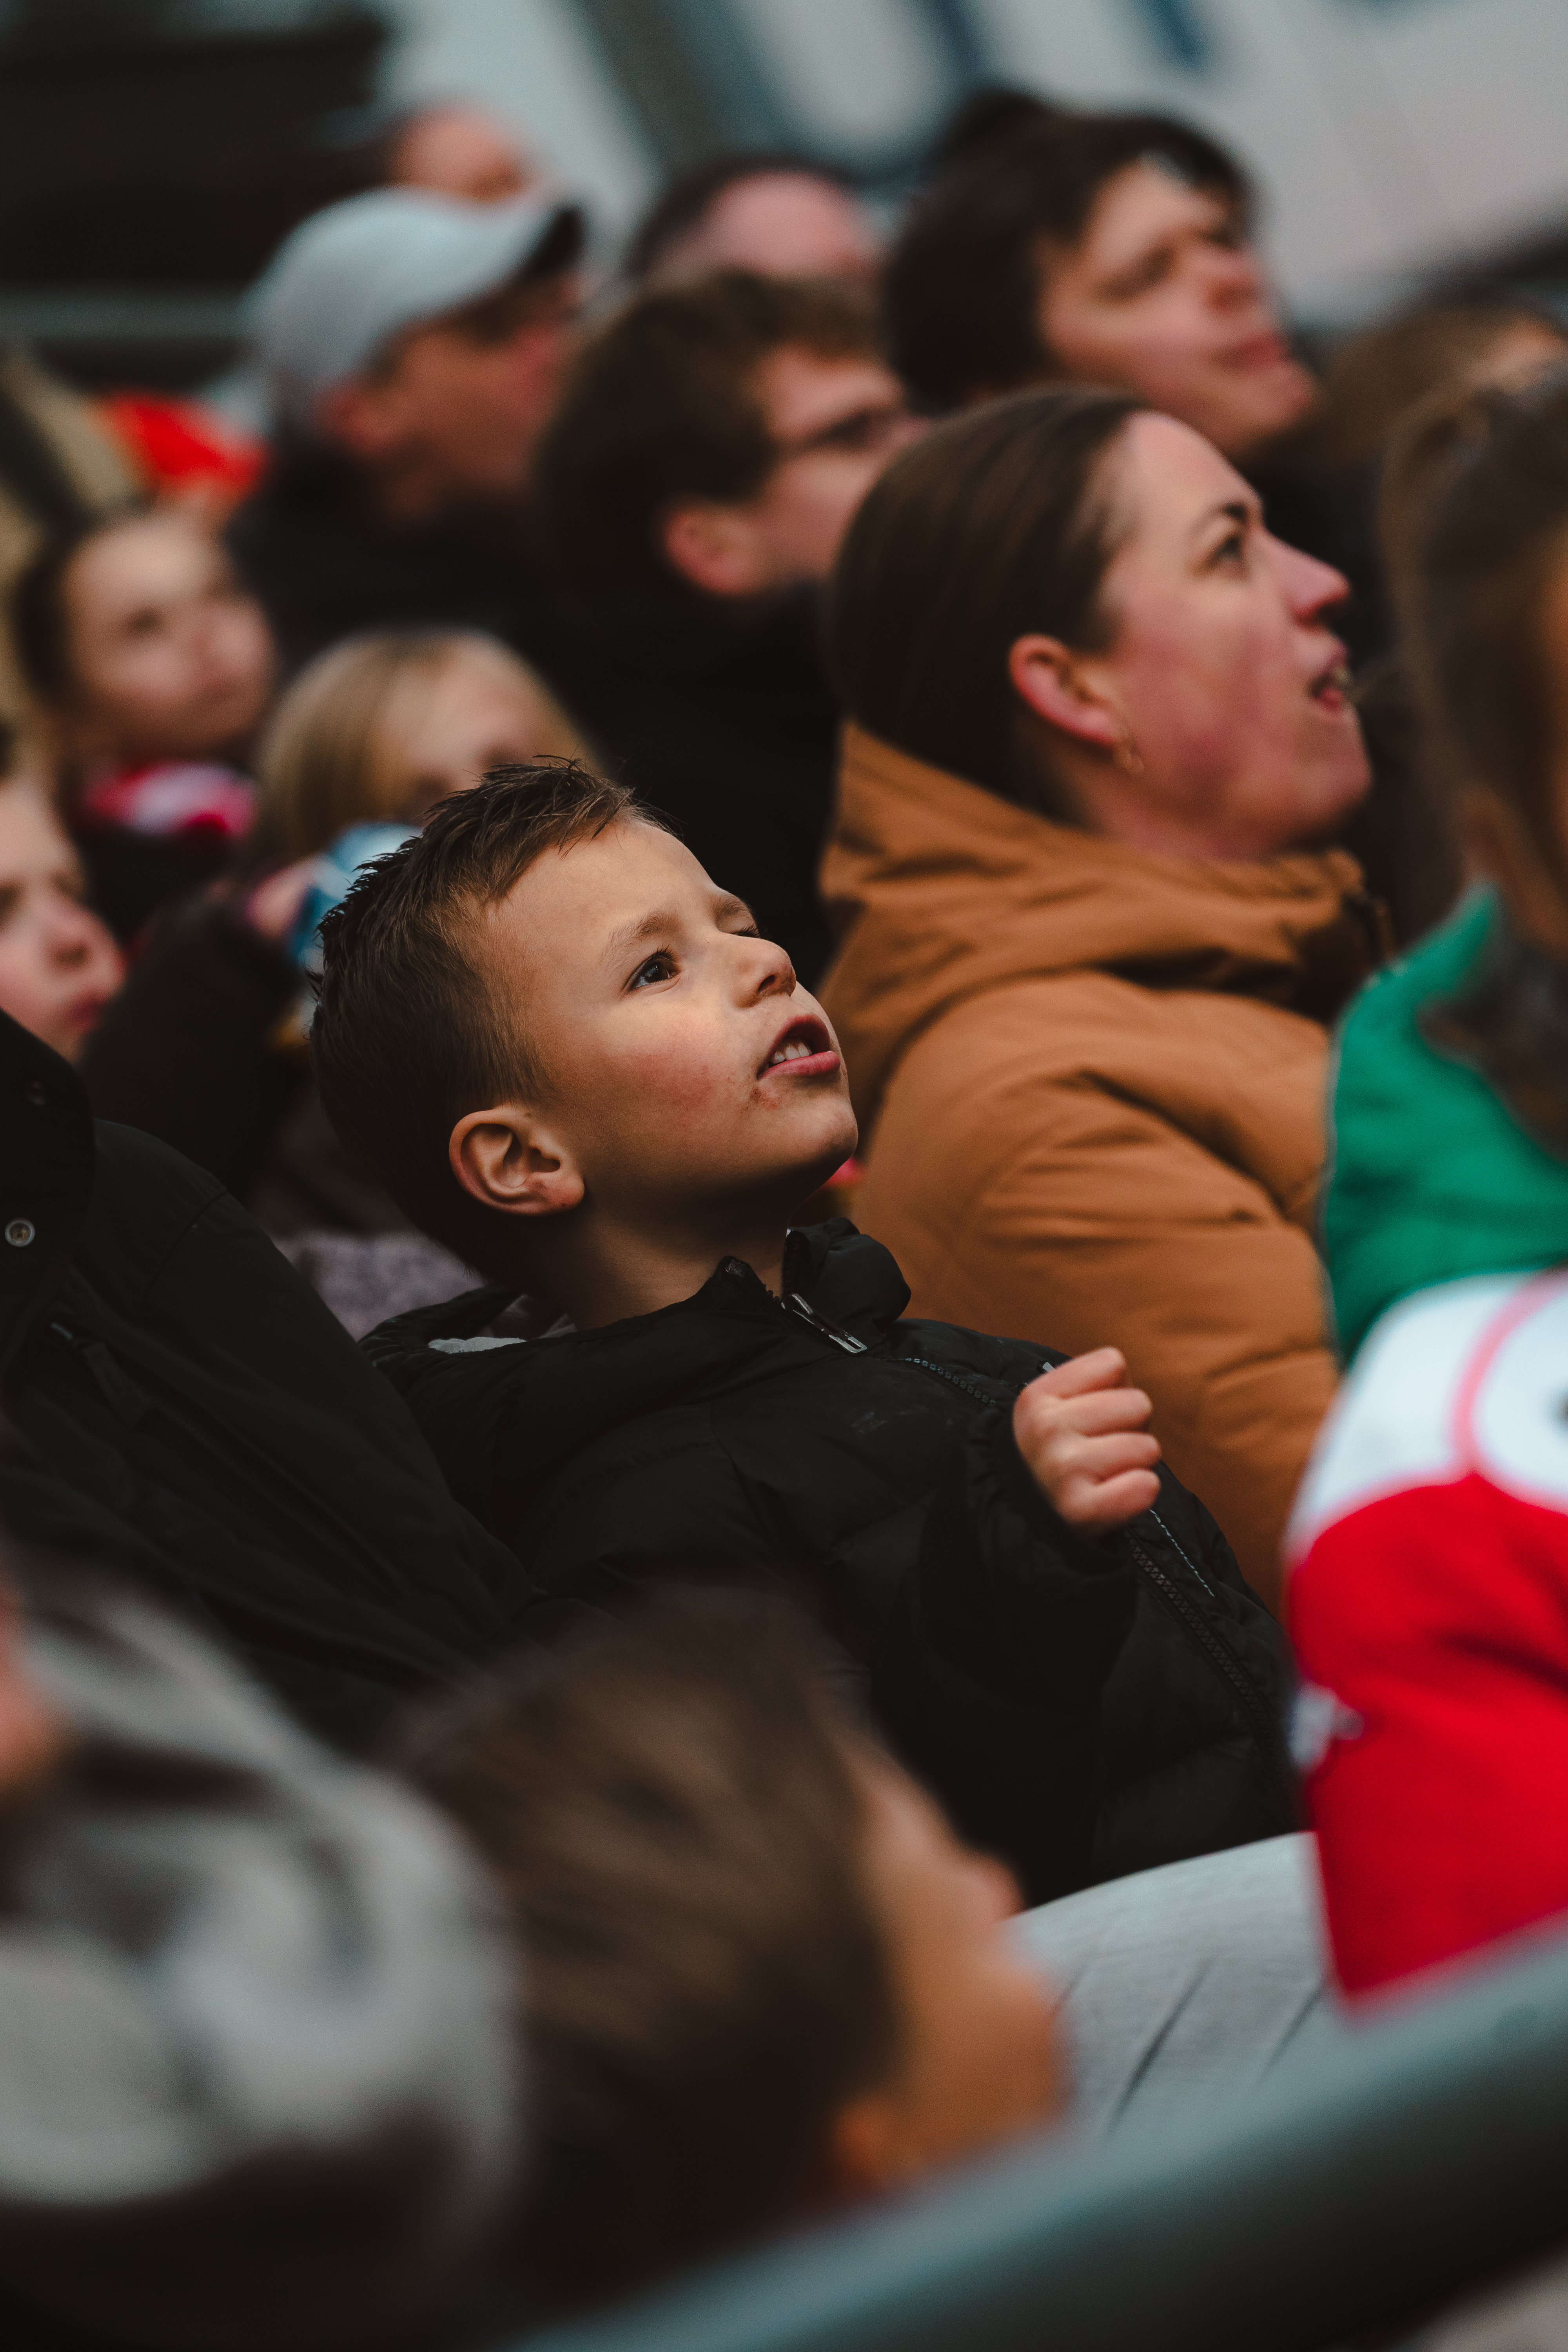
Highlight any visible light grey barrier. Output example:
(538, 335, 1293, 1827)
(520, 1922, 1568, 2352)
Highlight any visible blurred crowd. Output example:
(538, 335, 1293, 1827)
(3, 74, 1568, 2350)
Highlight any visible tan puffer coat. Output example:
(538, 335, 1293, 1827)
(819, 723, 1379, 1606)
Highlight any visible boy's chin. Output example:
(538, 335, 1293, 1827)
(780, 1135, 859, 1216)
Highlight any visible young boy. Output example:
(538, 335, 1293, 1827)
(313, 762, 1292, 1900)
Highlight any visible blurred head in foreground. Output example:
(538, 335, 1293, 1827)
(0, 742, 123, 1060)
(249, 628, 586, 866)
(626, 151, 880, 286)
(888, 109, 1314, 460)
(409, 1598, 1063, 2315)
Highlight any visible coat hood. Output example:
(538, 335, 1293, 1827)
(1324, 887, 1568, 1363)
(820, 724, 1374, 1132)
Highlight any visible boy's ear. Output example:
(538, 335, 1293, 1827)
(449, 1105, 584, 1220)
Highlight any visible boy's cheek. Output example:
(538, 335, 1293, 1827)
(606, 1032, 733, 1130)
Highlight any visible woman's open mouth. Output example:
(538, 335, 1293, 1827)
(1308, 653, 1352, 715)
(760, 1014, 839, 1079)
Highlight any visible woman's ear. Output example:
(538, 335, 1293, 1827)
(449, 1106, 584, 1219)
(1007, 633, 1125, 755)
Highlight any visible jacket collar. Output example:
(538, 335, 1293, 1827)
(373, 1220, 909, 1448)
(820, 723, 1377, 1131)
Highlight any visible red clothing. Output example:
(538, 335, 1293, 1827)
(76, 761, 256, 844)
(1289, 1270, 1568, 1994)
(98, 394, 263, 505)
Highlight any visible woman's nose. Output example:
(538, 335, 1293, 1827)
(1274, 535, 1350, 622)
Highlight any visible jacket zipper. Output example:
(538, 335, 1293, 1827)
(780, 1292, 868, 1353)
(1126, 1528, 1297, 1811)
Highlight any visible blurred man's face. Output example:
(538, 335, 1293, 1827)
(1036, 160, 1316, 461)
(656, 171, 881, 284)
(662, 344, 920, 599)
(325, 271, 580, 516)
(388, 103, 536, 206)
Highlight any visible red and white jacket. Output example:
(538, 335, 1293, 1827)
(1288, 1269, 1568, 1995)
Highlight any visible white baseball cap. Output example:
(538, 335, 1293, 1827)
(249, 186, 585, 425)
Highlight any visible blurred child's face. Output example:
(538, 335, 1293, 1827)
(478, 817, 856, 1225)
(375, 649, 575, 826)
(63, 513, 275, 765)
(830, 1754, 1064, 2191)
(0, 778, 123, 1060)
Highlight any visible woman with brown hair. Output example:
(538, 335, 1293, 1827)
(819, 388, 1374, 1602)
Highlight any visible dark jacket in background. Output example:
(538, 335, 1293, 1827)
(0, 1561, 519, 2352)
(77, 893, 419, 1239)
(80, 895, 306, 1205)
(227, 438, 551, 677)
(367, 1221, 1296, 1905)
(533, 581, 840, 985)
(0, 1010, 544, 1749)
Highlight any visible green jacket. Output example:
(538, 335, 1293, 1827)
(1325, 887, 1568, 1364)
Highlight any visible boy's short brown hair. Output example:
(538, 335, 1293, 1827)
(407, 1598, 899, 2315)
(534, 268, 884, 596)
(312, 760, 655, 1278)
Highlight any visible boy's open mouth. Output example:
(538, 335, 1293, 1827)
(760, 1014, 838, 1077)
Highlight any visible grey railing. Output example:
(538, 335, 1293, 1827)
(524, 1922, 1568, 2352)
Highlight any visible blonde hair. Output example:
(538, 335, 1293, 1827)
(249, 629, 586, 866)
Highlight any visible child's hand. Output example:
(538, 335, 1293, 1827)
(1013, 1348, 1161, 1533)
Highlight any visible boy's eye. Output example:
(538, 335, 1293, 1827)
(1210, 527, 1247, 570)
(628, 951, 675, 989)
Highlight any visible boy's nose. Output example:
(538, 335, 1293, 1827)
(745, 933, 797, 998)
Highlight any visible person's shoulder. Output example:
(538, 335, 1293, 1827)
(84, 1120, 230, 1289)
(1290, 1268, 1562, 1566)
(891, 1313, 1053, 1390)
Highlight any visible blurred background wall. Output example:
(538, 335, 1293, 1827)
(2, 0, 1566, 389)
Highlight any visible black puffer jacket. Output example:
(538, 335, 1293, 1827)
(367, 1223, 1296, 1901)
(0, 1011, 535, 1751)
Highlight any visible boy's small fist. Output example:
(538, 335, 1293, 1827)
(1013, 1347, 1161, 1534)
